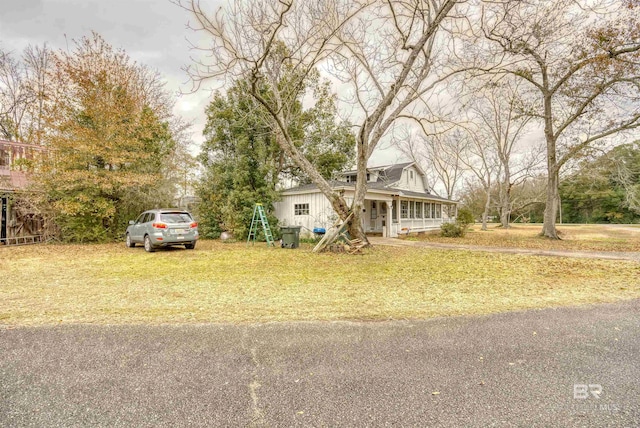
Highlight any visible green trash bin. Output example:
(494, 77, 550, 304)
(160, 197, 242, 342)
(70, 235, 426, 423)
(280, 226, 301, 249)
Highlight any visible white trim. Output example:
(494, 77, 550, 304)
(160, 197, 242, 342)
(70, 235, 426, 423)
(281, 186, 350, 196)
(281, 187, 455, 204)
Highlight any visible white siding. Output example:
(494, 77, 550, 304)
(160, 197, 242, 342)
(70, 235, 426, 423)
(274, 193, 337, 236)
(398, 166, 427, 193)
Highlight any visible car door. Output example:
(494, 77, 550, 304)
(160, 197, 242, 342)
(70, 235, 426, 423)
(131, 212, 148, 242)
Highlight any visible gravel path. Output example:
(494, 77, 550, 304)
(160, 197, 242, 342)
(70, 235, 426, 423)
(369, 236, 640, 262)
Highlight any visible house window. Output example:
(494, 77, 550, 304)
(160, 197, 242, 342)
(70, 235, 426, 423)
(416, 202, 422, 218)
(435, 204, 442, 219)
(371, 201, 377, 219)
(426, 203, 432, 219)
(366, 173, 370, 182)
(392, 202, 398, 223)
(294, 203, 309, 216)
(409, 201, 415, 218)
(410, 170, 414, 182)
(401, 201, 408, 219)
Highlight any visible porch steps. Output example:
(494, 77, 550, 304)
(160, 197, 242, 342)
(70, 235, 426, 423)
(247, 203, 275, 247)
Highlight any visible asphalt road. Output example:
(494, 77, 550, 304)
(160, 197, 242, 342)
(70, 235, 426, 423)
(1, 300, 639, 427)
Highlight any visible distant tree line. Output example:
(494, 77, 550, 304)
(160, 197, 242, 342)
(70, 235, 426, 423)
(460, 142, 640, 225)
(560, 142, 640, 224)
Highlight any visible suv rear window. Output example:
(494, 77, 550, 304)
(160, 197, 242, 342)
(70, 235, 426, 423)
(160, 212, 193, 224)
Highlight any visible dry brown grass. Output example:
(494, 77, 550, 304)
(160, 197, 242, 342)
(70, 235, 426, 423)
(409, 224, 640, 252)
(1, 238, 639, 326)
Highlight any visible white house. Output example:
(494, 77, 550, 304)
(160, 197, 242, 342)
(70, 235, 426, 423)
(274, 162, 457, 238)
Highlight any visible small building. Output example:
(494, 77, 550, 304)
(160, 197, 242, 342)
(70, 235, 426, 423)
(0, 139, 45, 245)
(274, 162, 457, 238)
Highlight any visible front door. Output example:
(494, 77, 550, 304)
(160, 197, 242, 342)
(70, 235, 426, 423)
(368, 200, 378, 232)
(367, 200, 394, 233)
(379, 201, 388, 235)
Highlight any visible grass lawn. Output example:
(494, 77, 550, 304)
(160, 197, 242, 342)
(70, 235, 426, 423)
(408, 223, 640, 252)
(1, 239, 639, 326)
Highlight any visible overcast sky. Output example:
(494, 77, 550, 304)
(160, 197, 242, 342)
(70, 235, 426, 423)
(0, 0, 221, 153)
(0, 0, 416, 164)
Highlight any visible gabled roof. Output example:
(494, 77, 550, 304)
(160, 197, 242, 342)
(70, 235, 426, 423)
(280, 162, 458, 202)
(377, 162, 414, 185)
(339, 161, 427, 187)
(280, 179, 456, 203)
(339, 162, 413, 178)
(281, 180, 349, 193)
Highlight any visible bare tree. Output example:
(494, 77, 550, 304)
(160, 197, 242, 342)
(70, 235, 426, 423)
(0, 48, 26, 140)
(175, 0, 464, 243)
(396, 127, 467, 202)
(0, 45, 51, 143)
(458, 129, 499, 230)
(510, 175, 547, 223)
(463, 78, 543, 228)
(480, 0, 640, 238)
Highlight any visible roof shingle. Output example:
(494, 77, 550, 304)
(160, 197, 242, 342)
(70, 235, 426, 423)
(280, 179, 455, 203)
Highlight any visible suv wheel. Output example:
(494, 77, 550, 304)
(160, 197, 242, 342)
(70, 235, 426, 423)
(144, 235, 155, 252)
(126, 233, 135, 248)
(185, 242, 196, 250)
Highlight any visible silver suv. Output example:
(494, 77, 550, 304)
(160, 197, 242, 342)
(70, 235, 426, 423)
(126, 209, 199, 252)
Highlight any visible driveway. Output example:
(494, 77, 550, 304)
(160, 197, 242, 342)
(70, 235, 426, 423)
(368, 236, 640, 262)
(1, 300, 639, 427)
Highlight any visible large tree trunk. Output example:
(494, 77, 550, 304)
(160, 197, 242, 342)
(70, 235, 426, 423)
(541, 170, 560, 238)
(499, 203, 510, 229)
(481, 190, 490, 231)
(541, 92, 560, 239)
(346, 139, 370, 244)
(500, 165, 512, 229)
(255, 86, 369, 247)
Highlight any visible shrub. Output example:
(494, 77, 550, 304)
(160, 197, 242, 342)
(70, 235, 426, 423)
(440, 222, 467, 237)
(457, 208, 475, 227)
(441, 208, 474, 238)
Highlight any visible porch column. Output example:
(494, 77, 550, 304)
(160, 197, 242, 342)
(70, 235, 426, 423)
(383, 200, 391, 237)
